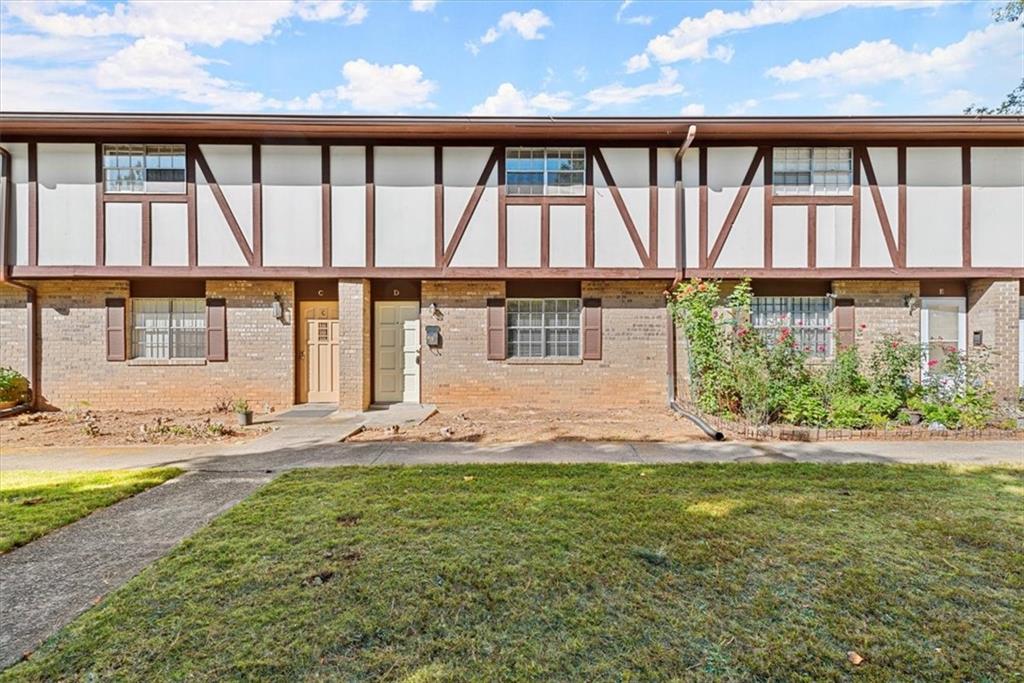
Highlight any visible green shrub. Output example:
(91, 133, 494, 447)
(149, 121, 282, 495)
(868, 334, 920, 401)
(0, 367, 29, 404)
(781, 382, 828, 427)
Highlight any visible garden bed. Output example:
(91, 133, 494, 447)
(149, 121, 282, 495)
(0, 409, 271, 448)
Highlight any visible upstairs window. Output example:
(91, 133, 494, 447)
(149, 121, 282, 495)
(506, 298, 581, 358)
(773, 147, 853, 196)
(104, 144, 186, 194)
(131, 298, 206, 359)
(506, 148, 585, 196)
(751, 296, 833, 358)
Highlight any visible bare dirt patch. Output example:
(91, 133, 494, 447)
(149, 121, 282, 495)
(346, 406, 707, 443)
(1, 409, 271, 448)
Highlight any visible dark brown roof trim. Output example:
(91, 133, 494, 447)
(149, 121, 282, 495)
(1, 113, 1021, 142)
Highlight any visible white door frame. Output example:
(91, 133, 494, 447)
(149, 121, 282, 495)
(374, 301, 421, 404)
(920, 296, 966, 379)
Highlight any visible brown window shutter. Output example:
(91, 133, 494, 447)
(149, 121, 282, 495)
(486, 298, 506, 360)
(105, 298, 126, 361)
(834, 298, 855, 352)
(206, 298, 227, 362)
(582, 298, 602, 360)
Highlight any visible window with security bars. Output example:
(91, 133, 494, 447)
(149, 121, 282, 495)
(506, 148, 585, 196)
(751, 296, 833, 358)
(103, 144, 186, 193)
(773, 147, 853, 196)
(506, 298, 581, 358)
(132, 298, 206, 359)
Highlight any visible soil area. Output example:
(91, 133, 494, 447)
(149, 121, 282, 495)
(0, 409, 271, 448)
(346, 406, 708, 443)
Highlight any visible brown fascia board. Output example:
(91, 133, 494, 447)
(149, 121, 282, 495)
(0, 113, 1022, 143)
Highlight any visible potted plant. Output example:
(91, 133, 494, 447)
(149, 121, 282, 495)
(231, 398, 253, 427)
(0, 367, 29, 410)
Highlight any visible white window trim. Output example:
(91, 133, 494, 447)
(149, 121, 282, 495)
(505, 148, 586, 197)
(750, 296, 834, 358)
(920, 296, 967, 380)
(131, 297, 207, 360)
(506, 297, 583, 359)
(772, 146, 854, 197)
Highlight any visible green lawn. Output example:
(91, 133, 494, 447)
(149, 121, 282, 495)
(0, 468, 181, 553)
(6, 464, 1023, 681)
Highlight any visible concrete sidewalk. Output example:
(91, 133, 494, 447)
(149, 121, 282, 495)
(3, 438, 1022, 471)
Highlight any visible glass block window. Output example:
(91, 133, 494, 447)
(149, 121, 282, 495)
(773, 147, 853, 196)
(132, 298, 206, 359)
(104, 144, 186, 193)
(506, 298, 581, 358)
(751, 296, 833, 358)
(506, 148, 585, 196)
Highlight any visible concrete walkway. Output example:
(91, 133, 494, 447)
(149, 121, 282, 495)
(0, 434, 1020, 669)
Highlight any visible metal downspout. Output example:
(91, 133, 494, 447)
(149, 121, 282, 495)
(0, 146, 39, 410)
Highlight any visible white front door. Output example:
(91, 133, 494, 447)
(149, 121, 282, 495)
(920, 297, 966, 379)
(374, 301, 420, 403)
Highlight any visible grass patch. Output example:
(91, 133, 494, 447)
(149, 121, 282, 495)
(6, 464, 1023, 681)
(0, 468, 181, 553)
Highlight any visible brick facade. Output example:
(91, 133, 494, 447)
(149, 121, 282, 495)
(419, 279, 671, 409)
(14, 280, 295, 411)
(967, 279, 1021, 401)
(0, 284, 29, 378)
(337, 279, 371, 411)
(831, 280, 921, 370)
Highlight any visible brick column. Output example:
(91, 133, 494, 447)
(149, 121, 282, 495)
(338, 278, 371, 411)
(967, 279, 1020, 402)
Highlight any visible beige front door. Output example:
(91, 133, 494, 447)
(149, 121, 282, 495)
(375, 301, 420, 403)
(298, 300, 340, 403)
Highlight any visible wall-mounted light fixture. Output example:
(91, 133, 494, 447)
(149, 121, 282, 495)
(903, 294, 918, 310)
(428, 302, 443, 320)
(272, 293, 284, 321)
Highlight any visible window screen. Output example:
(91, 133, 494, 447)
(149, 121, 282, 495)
(751, 296, 833, 358)
(506, 298, 581, 358)
(104, 144, 186, 193)
(132, 298, 206, 359)
(773, 147, 853, 196)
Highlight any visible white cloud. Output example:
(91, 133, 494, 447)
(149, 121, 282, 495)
(680, 103, 705, 116)
(766, 23, 1019, 85)
(929, 88, 975, 113)
(335, 59, 437, 112)
(583, 66, 684, 110)
(343, 2, 368, 25)
(469, 83, 572, 116)
(828, 93, 882, 114)
(409, 0, 438, 11)
(727, 98, 760, 115)
(635, 1, 952, 66)
(5, 0, 367, 47)
(464, 41, 480, 56)
(0, 64, 128, 112)
(624, 53, 650, 74)
(615, 0, 652, 25)
(573, 66, 589, 82)
(479, 9, 552, 45)
(0, 33, 119, 62)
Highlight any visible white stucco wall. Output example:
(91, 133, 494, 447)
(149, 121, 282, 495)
(815, 204, 853, 268)
(374, 146, 434, 267)
(1, 143, 29, 266)
(656, 148, 676, 269)
(37, 143, 95, 265)
(330, 146, 366, 267)
(506, 204, 541, 267)
(105, 203, 142, 266)
(444, 147, 497, 267)
(772, 205, 807, 268)
(548, 204, 586, 268)
(197, 144, 252, 267)
(594, 148, 645, 268)
(261, 145, 322, 267)
(150, 202, 189, 266)
(859, 147, 898, 267)
(971, 147, 1024, 267)
(906, 147, 961, 267)
(710, 148, 763, 268)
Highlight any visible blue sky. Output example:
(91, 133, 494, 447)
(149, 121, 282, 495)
(1, 1, 1020, 115)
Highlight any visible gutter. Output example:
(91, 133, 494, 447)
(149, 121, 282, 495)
(666, 126, 696, 407)
(0, 147, 39, 410)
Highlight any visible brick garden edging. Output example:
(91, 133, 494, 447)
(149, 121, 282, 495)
(678, 401, 1024, 442)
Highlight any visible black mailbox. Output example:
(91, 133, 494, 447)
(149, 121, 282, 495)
(425, 325, 441, 347)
